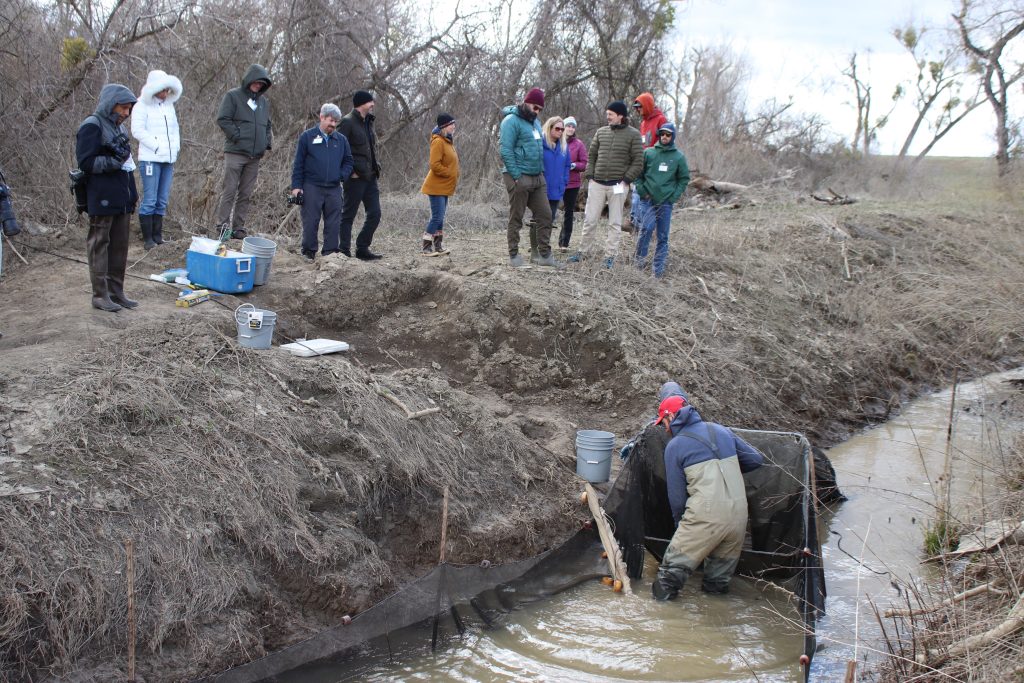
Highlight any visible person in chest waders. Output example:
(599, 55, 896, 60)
(653, 389, 765, 599)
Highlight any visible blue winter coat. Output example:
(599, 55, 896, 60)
(663, 406, 764, 523)
(499, 104, 544, 179)
(291, 125, 354, 188)
(542, 139, 571, 201)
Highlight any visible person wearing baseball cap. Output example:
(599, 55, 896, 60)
(633, 121, 689, 278)
(652, 385, 764, 601)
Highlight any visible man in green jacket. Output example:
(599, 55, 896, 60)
(214, 64, 273, 240)
(568, 100, 643, 267)
(634, 122, 689, 278)
(499, 88, 557, 268)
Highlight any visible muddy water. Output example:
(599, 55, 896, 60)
(299, 369, 1022, 682)
(812, 366, 1024, 676)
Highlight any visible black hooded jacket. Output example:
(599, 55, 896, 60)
(76, 83, 139, 216)
(338, 109, 380, 179)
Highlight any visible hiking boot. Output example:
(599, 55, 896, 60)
(421, 238, 435, 256)
(153, 215, 165, 245)
(301, 250, 315, 263)
(533, 253, 559, 268)
(139, 215, 157, 251)
(433, 232, 449, 255)
(509, 254, 527, 268)
(340, 248, 351, 257)
(356, 248, 383, 261)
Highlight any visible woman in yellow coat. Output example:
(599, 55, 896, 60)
(419, 113, 459, 255)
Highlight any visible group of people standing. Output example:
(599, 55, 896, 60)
(497, 88, 690, 277)
(72, 62, 692, 312)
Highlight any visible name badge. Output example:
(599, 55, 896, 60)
(312, 136, 323, 145)
(247, 98, 258, 111)
(533, 129, 541, 140)
(658, 163, 668, 172)
(145, 163, 153, 176)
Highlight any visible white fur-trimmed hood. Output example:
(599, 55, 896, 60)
(140, 70, 183, 105)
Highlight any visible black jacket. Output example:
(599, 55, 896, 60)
(216, 64, 273, 157)
(76, 83, 139, 216)
(337, 109, 380, 179)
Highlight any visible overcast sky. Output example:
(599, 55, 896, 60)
(674, 0, 1002, 157)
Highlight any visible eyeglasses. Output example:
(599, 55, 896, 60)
(553, 126, 564, 131)
(530, 104, 543, 113)
(659, 132, 672, 136)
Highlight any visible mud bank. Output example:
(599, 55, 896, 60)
(1, 198, 1022, 681)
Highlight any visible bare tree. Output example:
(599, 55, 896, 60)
(892, 24, 986, 164)
(954, 0, 1024, 175)
(843, 51, 900, 156)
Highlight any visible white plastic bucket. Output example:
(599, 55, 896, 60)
(234, 304, 278, 349)
(575, 430, 615, 483)
(241, 236, 278, 286)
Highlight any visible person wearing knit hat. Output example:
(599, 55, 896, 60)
(633, 121, 689, 278)
(653, 387, 764, 601)
(498, 88, 560, 268)
(559, 116, 588, 252)
(566, 100, 642, 268)
(419, 112, 459, 256)
(338, 90, 384, 260)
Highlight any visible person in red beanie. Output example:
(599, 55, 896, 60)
(498, 88, 559, 268)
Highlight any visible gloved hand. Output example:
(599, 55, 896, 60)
(619, 442, 634, 461)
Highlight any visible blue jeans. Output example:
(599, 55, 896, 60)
(139, 161, 174, 216)
(426, 195, 448, 235)
(634, 198, 673, 277)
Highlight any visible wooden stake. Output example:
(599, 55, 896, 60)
(126, 539, 136, 682)
(583, 483, 632, 594)
(4, 234, 29, 265)
(438, 486, 449, 564)
(843, 659, 857, 683)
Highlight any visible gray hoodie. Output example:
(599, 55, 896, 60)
(216, 64, 273, 157)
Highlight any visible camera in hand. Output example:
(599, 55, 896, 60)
(287, 192, 304, 206)
(106, 133, 132, 162)
(0, 170, 20, 237)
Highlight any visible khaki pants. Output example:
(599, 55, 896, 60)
(579, 180, 627, 258)
(503, 172, 552, 258)
(216, 152, 262, 228)
(661, 502, 747, 593)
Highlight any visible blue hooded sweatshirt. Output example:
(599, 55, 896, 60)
(542, 138, 571, 201)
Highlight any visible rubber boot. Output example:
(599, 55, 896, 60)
(90, 270, 121, 311)
(139, 214, 157, 251)
(652, 565, 692, 601)
(107, 220, 136, 309)
(153, 215, 165, 245)
(433, 232, 449, 255)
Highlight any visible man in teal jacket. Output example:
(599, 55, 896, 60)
(633, 122, 689, 278)
(499, 88, 557, 268)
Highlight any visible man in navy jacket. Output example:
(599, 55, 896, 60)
(291, 103, 354, 261)
(653, 390, 765, 600)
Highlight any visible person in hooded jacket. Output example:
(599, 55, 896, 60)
(131, 69, 182, 250)
(653, 389, 765, 600)
(633, 122, 690, 278)
(629, 93, 668, 230)
(499, 88, 558, 268)
(214, 63, 273, 240)
(530, 116, 570, 260)
(76, 83, 140, 312)
(559, 116, 588, 251)
(419, 113, 459, 256)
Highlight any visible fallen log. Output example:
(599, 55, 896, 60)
(811, 188, 857, 206)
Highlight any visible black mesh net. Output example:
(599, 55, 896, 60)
(198, 430, 826, 682)
(604, 426, 827, 680)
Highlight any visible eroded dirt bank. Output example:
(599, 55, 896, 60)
(1, 198, 1022, 681)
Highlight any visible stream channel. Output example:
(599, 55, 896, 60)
(292, 368, 1023, 682)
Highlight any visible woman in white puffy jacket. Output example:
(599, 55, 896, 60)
(131, 70, 182, 249)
